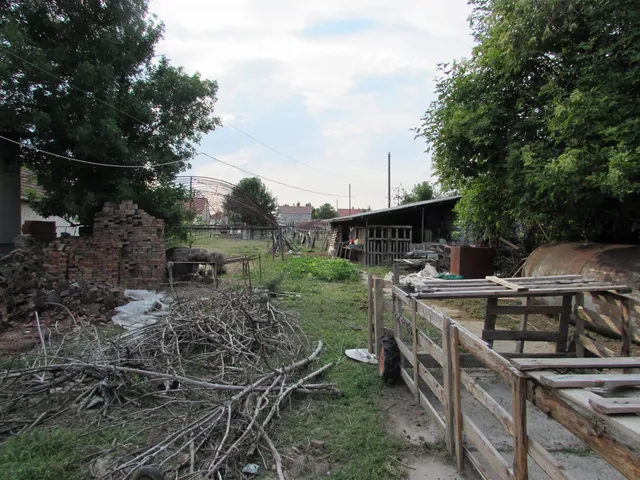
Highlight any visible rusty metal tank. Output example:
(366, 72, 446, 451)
(523, 243, 640, 293)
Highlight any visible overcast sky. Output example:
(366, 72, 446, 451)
(149, 0, 475, 211)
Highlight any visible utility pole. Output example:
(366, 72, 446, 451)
(336, 199, 338, 213)
(387, 152, 391, 208)
(349, 184, 351, 214)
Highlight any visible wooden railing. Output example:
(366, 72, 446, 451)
(370, 277, 576, 480)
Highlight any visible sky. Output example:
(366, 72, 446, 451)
(149, 0, 475, 211)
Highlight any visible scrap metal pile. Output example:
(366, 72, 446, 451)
(0, 290, 338, 479)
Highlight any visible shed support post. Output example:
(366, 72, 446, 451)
(374, 278, 384, 357)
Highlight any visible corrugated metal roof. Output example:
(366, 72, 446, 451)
(329, 196, 461, 223)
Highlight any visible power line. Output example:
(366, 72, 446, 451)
(0, 134, 348, 197)
(226, 121, 364, 180)
(0, 135, 185, 168)
(1, 45, 350, 197)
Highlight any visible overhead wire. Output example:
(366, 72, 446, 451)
(0, 45, 349, 198)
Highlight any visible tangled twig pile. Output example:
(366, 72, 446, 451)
(0, 290, 338, 479)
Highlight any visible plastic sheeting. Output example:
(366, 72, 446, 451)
(112, 290, 172, 330)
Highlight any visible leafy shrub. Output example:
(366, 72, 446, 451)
(283, 257, 359, 282)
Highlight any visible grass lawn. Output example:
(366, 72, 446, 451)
(0, 237, 404, 480)
(193, 237, 404, 479)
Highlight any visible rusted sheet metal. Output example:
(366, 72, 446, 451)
(524, 243, 640, 292)
(524, 243, 640, 347)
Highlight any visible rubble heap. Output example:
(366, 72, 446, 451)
(0, 247, 126, 330)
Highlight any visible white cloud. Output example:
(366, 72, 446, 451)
(150, 0, 475, 208)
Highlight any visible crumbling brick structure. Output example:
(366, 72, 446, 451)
(43, 201, 165, 289)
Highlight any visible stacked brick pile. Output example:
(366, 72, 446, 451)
(43, 201, 165, 289)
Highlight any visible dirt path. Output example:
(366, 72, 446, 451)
(379, 383, 465, 479)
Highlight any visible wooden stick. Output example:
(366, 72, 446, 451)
(442, 316, 455, 456)
(516, 297, 530, 354)
(451, 326, 464, 472)
(374, 278, 384, 357)
(411, 299, 419, 404)
(367, 274, 374, 354)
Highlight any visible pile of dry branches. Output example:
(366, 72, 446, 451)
(0, 290, 338, 479)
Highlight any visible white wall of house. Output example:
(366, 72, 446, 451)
(21, 202, 78, 236)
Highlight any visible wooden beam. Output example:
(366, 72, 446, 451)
(575, 334, 617, 359)
(417, 331, 445, 365)
(414, 284, 632, 299)
(374, 278, 384, 357)
(418, 362, 445, 403)
(487, 276, 529, 291)
(487, 304, 564, 316)
(442, 316, 455, 457)
(400, 366, 445, 430)
(539, 373, 640, 389)
(482, 330, 562, 342)
(511, 357, 640, 371)
(411, 299, 420, 404)
(511, 373, 528, 480)
(556, 295, 572, 353)
(589, 397, 640, 415)
(451, 327, 464, 473)
(528, 379, 640, 480)
(462, 414, 512, 480)
(459, 372, 573, 480)
(367, 274, 374, 354)
(457, 325, 513, 383)
(483, 297, 498, 348)
(516, 297, 531, 354)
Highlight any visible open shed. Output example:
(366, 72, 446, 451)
(328, 196, 461, 265)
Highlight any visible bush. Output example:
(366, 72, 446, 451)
(283, 257, 359, 282)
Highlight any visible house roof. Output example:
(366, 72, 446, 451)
(329, 196, 462, 223)
(184, 197, 211, 216)
(337, 208, 366, 217)
(20, 168, 45, 200)
(278, 204, 312, 215)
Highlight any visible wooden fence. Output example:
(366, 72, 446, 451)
(369, 277, 585, 480)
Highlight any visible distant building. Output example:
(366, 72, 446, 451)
(184, 196, 212, 224)
(21, 168, 78, 236)
(277, 203, 313, 226)
(337, 208, 366, 217)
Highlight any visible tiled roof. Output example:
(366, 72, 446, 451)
(278, 204, 312, 215)
(184, 197, 211, 215)
(20, 168, 45, 199)
(337, 208, 366, 217)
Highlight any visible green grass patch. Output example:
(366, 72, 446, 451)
(283, 257, 360, 282)
(0, 426, 133, 480)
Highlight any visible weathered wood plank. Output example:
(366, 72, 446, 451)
(589, 397, 640, 415)
(482, 330, 562, 342)
(459, 372, 573, 480)
(539, 373, 640, 389)
(487, 276, 529, 291)
(511, 373, 528, 480)
(442, 316, 455, 457)
(417, 331, 444, 365)
(392, 286, 411, 306)
(557, 296, 573, 353)
(575, 334, 617, 358)
(418, 362, 445, 403)
(462, 414, 512, 480)
(367, 274, 374, 354)
(400, 366, 445, 430)
(374, 278, 384, 357)
(416, 301, 445, 330)
(411, 299, 420, 404)
(527, 376, 640, 480)
(451, 327, 464, 473)
(414, 284, 632, 299)
(488, 304, 564, 316)
(457, 325, 513, 383)
(484, 297, 498, 348)
(511, 357, 640, 371)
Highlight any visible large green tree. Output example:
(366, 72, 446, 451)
(416, 0, 640, 244)
(312, 203, 338, 219)
(223, 177, 277, 226)
(399, 181, 435, 205)
(0, 0, 220, 238)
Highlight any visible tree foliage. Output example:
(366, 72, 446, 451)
(223, 177, 277, 226)
(416, 0, 640, 244)
(399, 181, 435, 205)
(0, 0, 220, 239)
(312, 203, 338, 220)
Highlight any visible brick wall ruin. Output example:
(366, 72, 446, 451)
(43, 201, 165, 289)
